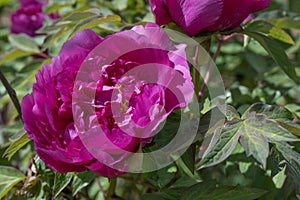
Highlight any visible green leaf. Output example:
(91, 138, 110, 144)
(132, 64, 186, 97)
(199, 122, 241, 168)
(244, 31, 300, 84)
(44, 2, 74, 14)
(171, 176, 198, 188)
(272, 165, 287, 189)
(142, 193, 165, 200)
(146, 166, 176, 189)
(8, 34, 40, 53)
(143, 189, 181, 200)
(112, 0, 128, 10)
(275, 142, 300, 167)
(239, 123, 269, 168)
(3, 132, 30, 160)
(225, 105, 241, 121)
(69, 15, 121, 38)
(245, 20, 294, 44)
(0, 49, 33, 66)
(200, 103, 299, 168)
(268, 17, 300, 30)
(72, 171, 96, 196)
(275, 142, 300, 189)
(53, 172, 73, 198)
(0, 166, 26, 198)
(180, 144, 195, 174)
(59, 11, 98, 23)
(279, 122, 300, 137)
(243, 103, 293, 121)
(181, 181, 267, 200)
(242, 111, 299, 143)
(0, 0, 12, 6)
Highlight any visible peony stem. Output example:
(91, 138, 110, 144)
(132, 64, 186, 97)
(192, 36, 211, 100)
(198, 38, 223, 101)
(0, 70, 23, 121)
(107, 178, 117, 199)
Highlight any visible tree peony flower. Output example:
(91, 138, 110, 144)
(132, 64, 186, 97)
(22, 24, 194, 177)
(10, 0, 58, 37)
(149, 0, 271, 36)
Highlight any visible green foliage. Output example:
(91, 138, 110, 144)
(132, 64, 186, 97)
(3, 132, 30, 160)
(200, 103, 300, 169)
(0, 0, 300, 199)
(0, 166, 26, 198)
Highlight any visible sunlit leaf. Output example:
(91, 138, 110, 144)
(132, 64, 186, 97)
(69, 15, 121, 38)
(0, 166, 26, 199)
(243, 103, 294, 121)
(244, 31, 300, 84)
(0, 49, 33, 66)
(239, 124, 269, 168)
(199, 122, 241, 168)
(245, 20, 294, 45)
(53, 172, 73, 198)
(8, 34, 40, 53)
(72, 171, 96, 196)
(3, 133, 30, 160)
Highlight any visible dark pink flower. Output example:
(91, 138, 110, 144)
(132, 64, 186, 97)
(10, 0, 58, 37)
(22, 24, 194, 177)
(149, 0, 270, 36)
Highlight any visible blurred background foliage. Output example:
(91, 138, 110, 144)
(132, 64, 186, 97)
(0, 0, 300, 199)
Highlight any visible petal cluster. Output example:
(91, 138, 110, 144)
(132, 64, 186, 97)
(22, 24, 194, 177)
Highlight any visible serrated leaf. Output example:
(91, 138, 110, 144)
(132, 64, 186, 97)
(225, 105, 240, 121)
(242, 112, 299, 142)
(3, 132, 30, 160)
(53, 172, 73, 198)
(69, 15, 121, 38)
(243, 103, 293, 121)
(277, 121, 300, 137)
(245, 20, 294, 44)
(199, 122, 241, 168)
(239, 124, 269, 168)
(181, 181, 267, 200)
(0, 166, 26, 198)
(244, 31, 300, 84)
(200, 103, 299, 168)
(275, 142, 300, 166)
(72, 171, 96, 196)
(0, 49, 33, 66)
(275, 142, 300, 189)
(8, 34, 40, 53)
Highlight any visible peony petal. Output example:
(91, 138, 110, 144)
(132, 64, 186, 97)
(165, 0, 223, 36)
(149, 0, 172, 25)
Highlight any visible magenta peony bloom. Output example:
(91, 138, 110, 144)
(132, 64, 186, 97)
(149, 0, 270, 36)
(22, 24, 194, 177)
(10, 0, 58, 37)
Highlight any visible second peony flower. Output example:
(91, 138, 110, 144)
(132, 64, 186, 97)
(149, 0, 271, 36)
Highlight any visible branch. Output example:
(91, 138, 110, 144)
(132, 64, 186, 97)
(0, 70, 23, 121)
